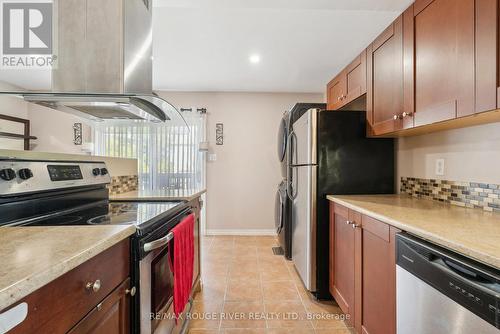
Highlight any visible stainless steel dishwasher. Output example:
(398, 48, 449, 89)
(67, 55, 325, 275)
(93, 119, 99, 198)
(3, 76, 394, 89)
(396, 233, 499, 334)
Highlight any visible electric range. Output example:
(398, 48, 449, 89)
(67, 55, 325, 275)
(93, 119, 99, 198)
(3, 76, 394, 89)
(0, 158, 195, 334)
(10, 200, 188, 234)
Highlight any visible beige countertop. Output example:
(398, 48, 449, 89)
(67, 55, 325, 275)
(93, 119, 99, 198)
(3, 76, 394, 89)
(327, 194, 500, 269)
(0, 225, 136, 311)
(110, 188, 206, 202)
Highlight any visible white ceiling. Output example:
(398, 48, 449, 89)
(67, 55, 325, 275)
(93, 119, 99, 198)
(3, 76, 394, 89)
(0, 0, 412, 93)
(152, 0, 412, 93)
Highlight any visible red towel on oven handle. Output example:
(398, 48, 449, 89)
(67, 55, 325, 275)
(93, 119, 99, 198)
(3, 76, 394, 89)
(171, 213, 195, 320)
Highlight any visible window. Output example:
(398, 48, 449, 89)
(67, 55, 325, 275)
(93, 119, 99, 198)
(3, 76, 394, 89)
(93, 111, 205, 191)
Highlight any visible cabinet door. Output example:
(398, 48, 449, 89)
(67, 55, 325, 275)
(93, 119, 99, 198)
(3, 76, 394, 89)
(411, 0, 475, 126)
(331, 203, 357, 325)
(69, 279, 131, 334)
(475, 0, 497, 113)
(345, 50, 367, 105)
(329, 202, 335, 297)
(327, 72, 347, 110)
(360, 216, 400, 334)
(367, 15, 405, 135)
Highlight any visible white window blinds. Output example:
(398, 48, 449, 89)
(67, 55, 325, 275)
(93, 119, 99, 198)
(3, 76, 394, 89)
(93, 111, 206, 191)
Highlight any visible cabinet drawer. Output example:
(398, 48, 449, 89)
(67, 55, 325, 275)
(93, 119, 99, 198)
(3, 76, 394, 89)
(69, 278, 131, 334)
(362, 215, 390, 242)
(7, 238, 130, 334)
(333, 203, 349, 218)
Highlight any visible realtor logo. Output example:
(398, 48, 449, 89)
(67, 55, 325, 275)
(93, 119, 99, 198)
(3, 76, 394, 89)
(1, 0, 54, 68)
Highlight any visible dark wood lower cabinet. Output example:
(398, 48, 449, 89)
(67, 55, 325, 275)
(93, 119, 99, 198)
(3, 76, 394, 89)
(3, 239, 132, 334)
(359, 216, 400, 334)
(330, 203, 400, 334)
(330, 203, 356, 326)
(69, 278, 131, 334)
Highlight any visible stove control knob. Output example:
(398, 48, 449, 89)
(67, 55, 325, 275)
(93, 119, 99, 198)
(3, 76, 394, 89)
(18, 168, 33, 180)
(100, 168, 108, 176)
(0, 168, 16, 181)
(92, 168, 101, 176)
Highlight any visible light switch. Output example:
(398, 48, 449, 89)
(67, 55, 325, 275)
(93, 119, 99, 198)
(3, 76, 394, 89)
(208, 153, 217, 162)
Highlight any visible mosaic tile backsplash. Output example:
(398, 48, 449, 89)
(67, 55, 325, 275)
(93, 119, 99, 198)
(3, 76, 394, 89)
(401, 177, 500, 212)
(108, 175, 138, 195)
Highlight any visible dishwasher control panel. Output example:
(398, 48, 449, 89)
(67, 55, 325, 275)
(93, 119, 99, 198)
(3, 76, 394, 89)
(396, 233, 500, 330)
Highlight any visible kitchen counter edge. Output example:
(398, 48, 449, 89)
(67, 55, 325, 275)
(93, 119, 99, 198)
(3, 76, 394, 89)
(327, 195, 500, 269)
(110, 189, 206, 202)
(0, 225, 136, 311)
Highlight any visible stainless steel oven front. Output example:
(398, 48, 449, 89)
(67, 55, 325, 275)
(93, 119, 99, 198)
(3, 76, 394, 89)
(137, 208, 193, 334)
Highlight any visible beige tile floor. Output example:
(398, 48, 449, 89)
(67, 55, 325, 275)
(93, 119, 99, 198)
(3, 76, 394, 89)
(188, 235, 354, 334)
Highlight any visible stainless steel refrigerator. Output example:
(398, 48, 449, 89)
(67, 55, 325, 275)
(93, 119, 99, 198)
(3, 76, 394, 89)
(288, 108, 394, 299)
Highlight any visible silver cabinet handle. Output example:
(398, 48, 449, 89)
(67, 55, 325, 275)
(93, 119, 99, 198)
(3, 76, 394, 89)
(143, 232, 174, 252)
(126, 286, 137, 296)
(351, 224, 361, 229)
(345, 220, 353, 225)
(402, 112, 413, 118)
(86, 279, 101, 292)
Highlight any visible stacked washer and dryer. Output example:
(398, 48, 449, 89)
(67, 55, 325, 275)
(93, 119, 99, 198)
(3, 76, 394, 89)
(275, 103, 326, 260)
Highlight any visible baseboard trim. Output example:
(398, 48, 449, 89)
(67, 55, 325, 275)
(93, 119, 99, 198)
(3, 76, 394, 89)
(205, 229, 277, 236)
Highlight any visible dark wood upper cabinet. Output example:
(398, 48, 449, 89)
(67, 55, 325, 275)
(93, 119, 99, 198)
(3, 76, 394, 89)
(475, 0, 498, 113)
(329, 0, 500, 136)
(366, 15, 406, 135)
(411, 0, 475, 125)
(327, 72, 346, 110)
(345, 50, 367, 105)
(327, 50, 367, 111)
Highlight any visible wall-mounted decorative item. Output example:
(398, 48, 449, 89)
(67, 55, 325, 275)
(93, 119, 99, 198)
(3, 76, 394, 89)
(73, 123, 82, 145)
(216, 123, 223, 145)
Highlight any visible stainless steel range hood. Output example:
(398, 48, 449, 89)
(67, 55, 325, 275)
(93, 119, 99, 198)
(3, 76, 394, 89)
(21, 93, 175, 122)
(1, 0, 179, 123)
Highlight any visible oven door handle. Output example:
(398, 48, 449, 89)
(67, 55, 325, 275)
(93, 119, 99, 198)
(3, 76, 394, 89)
(143, 231, 174, 252)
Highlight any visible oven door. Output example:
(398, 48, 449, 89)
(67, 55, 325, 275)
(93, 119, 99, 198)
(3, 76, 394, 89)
(139, 208, 193, 334)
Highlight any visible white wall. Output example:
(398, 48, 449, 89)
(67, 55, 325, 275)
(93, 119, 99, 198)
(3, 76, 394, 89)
(158, 91, 324, 234)
(397, 122, 500, 187)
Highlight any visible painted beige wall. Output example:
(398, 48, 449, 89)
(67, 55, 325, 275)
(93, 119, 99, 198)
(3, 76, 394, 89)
(0, 82, 30, 150)
(27, 103, 94, 154)
(0, 81, 93, 154)
(397, 122, 500, 187)
(158, 91, 324, 233)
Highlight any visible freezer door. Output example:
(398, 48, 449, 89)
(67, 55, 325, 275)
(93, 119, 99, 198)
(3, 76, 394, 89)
(290, 109, 317, 166)
(291, 164, 317, 291)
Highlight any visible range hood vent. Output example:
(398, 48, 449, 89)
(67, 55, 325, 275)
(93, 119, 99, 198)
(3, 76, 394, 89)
(0, 0, 180, 123)
(21, 93, 178, 122)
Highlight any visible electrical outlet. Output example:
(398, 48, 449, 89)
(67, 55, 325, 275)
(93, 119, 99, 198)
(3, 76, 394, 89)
(435, 159, 445, 176)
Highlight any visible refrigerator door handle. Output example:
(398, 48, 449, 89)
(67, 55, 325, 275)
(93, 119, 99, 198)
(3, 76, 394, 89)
(287, 131, 298, 200)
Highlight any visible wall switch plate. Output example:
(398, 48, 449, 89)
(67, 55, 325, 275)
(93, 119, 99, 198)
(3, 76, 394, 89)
(435, 158, 445, 176)
(208, 153, 217, 162)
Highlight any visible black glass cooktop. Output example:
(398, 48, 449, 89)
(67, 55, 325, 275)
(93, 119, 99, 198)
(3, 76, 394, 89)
(15, 201, 187, 232)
